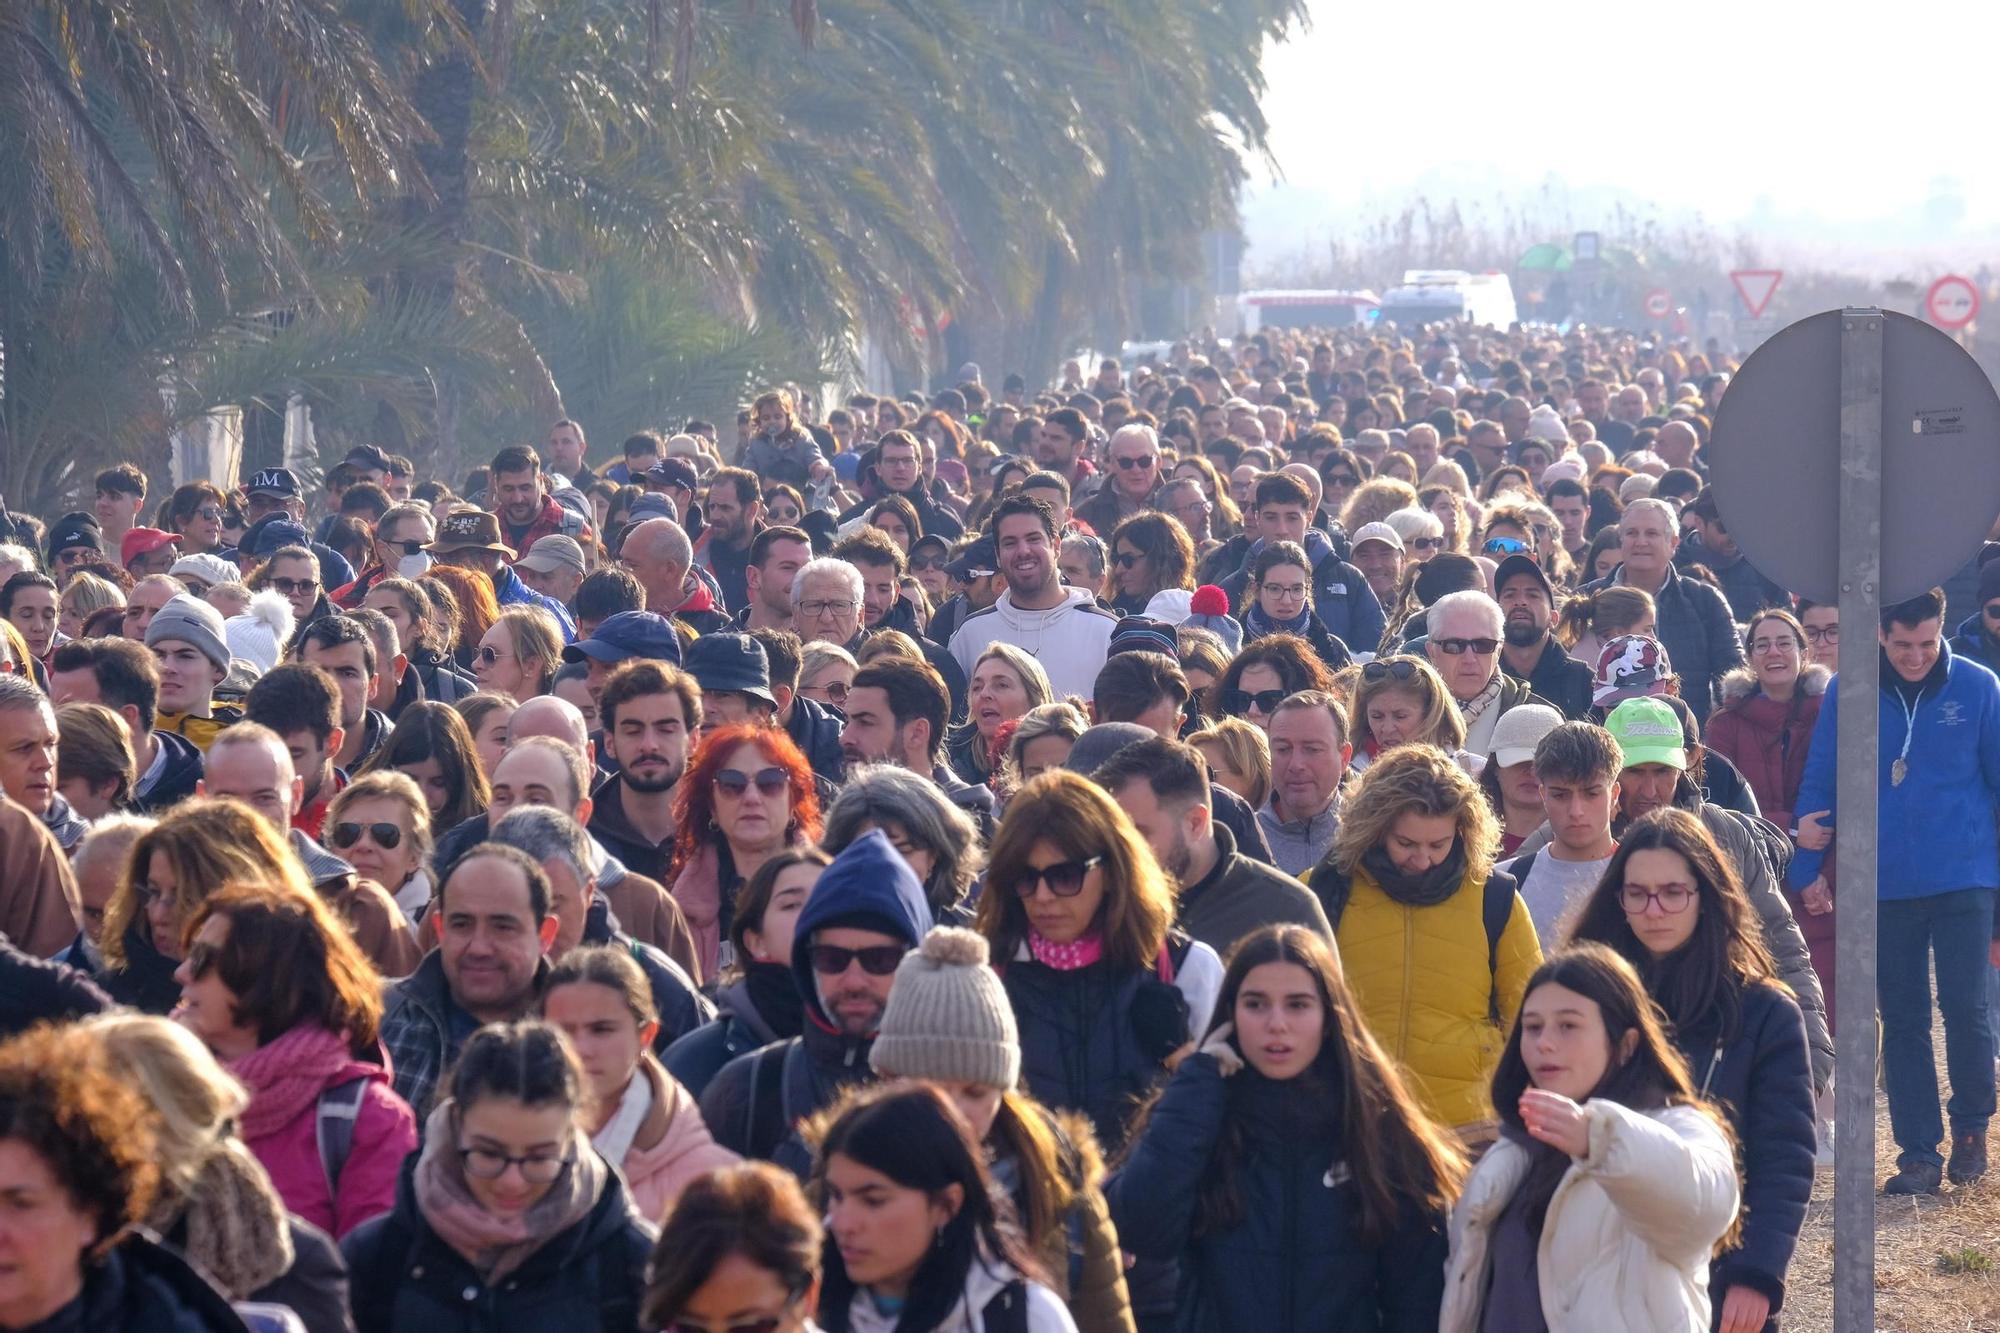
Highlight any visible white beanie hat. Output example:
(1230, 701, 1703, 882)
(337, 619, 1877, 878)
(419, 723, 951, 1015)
(869, 928, 1020, 1090)
(224, 589, 295, 676)
(1526, 403, 1570, 445)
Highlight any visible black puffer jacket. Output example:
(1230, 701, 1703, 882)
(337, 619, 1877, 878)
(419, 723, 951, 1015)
(341, 1158, 654, 1333)
(661, 967, 795, 1098)
(1108, 1056, 1447, 1333)
(52, 1232, 250, 1332)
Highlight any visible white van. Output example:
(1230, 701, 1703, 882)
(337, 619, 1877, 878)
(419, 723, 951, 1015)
(1235, 289, 1380, 336)
(1376, 271, 1518, 331)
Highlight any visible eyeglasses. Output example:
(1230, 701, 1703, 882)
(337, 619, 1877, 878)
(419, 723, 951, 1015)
(1362, 659, 1420, 683)
(798, 599, 856, 618)
(808, 943, 906, 975)
(1803, 625, 1839, 643)
(56, 548, 93, 566)
(1260, 581, 1308, 601)
(1011, 855, 1104, 899)
(806, 680, 850, 704)
(271, 577, 319, 597)
(134, 881, 170, 909)
(1115, 455, 1157, 470)
(457, 1144, 572, 1183)
(1434, 637, 1500, 655)
(331, 821, 404, 851)
(1620, 884, 1695, 915)
(477, 645, 515, 665)
(1482, 537, 1530, 555)
(1411, 537, 1446, 552)
(714, 766, 789, 797)
(1223, 688, 1288, 714)
(1114, 551, 1143, 569)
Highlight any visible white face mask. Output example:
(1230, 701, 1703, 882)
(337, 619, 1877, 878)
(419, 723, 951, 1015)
(397, 552, 434, 578)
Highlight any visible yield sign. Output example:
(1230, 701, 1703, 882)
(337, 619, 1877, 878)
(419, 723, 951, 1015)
(1731, 269, 1783, 318)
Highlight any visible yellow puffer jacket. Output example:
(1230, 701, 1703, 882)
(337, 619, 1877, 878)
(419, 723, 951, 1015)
(1332, 864, 1542, 1130)
(157, 705, 242, 754)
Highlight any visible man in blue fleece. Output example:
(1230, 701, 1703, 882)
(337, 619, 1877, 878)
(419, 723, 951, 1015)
(698, 829, 932, 1172)
(1791, 586, 2000, 1194)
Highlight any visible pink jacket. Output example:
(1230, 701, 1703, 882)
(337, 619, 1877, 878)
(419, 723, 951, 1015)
(233, 1027, 420, 1240)
(618, 1056, 740, 1224)
(670, 843, 726, 980)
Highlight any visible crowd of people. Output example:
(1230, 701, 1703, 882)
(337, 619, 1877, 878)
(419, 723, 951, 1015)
(0, 320, 1993, 1332)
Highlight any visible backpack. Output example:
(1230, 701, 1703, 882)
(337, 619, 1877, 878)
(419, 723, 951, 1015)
(315, 1077, 369, 1197)
(740, 1039, 821, 1164)
(1324, 868, 1516, 1025)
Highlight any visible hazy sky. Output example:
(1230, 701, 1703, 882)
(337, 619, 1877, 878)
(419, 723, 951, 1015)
(1250, 0, 2000, 261)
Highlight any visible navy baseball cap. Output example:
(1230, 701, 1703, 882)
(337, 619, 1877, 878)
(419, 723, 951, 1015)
(944, 535, 997, 580)
(245, 467, 302, 498)
(561, 610, 682, 667)
(240, 514, 311, 559)
(644, 458, 700, 492)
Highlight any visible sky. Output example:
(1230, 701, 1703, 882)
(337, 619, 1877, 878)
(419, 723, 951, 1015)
(1247, 0, 2000, 273)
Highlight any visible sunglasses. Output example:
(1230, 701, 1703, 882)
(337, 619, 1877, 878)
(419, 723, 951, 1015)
(1482, 537, 1529, 555)
(714, 766, 789, 797)
(910, 556, 945, 573)
(1223, 688, 1288, 714)
(1326, 473, 1361, 487)
(1115, 455, 1157, 469)
(1362, 659, 1420, 682)
(666, 1291, 807, 1333)
(182, 937, 223, 980)
(807, 680, 850, 704)
(330, 821, 404, 851)
(194, 506, 224, 521)
(1114, 551, 1143, 569)
(271, 577, 319, 597)
(1434, 637, 1500, 655)
(808, 942, 906, 975)
(388, 538, 429, 556)
(1411, 537, 1446, 552)
(1011, 855, 1104, 899)
(476, 644, 515, 665)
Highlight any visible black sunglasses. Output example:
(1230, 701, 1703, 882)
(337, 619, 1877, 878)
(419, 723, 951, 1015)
(714, 766, 789, 797)
(1222, 687, 1288, 714)
(1434, 637, 1500, 655)
(1362, 659, 1420, 682)
(1115, 454, 1157, 469)
(271, 577, 319, 597)
(1011, 855, 1104, 899)
(388, 538, 428, 556)
(808, 943, 906, 975)
(1411, 536, 1446, 552)
(910, 555, 945, 573)
(1114, 551, 1143, 569)
(183, 938, 223, 980)
(330, 821, 403, 850)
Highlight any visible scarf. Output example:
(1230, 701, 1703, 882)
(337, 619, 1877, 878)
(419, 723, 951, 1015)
(1245, 602, 1313, 640)
(593, 1066, 654, 1166)
(231, 1024, 358, 1142)
(743, 960, 806, 1040)
(152, 1140, 294, 1299)
(413, 1100, 607, 1284)
(1027, 929, 1103, 970)
(1458, 672, 1504, 725)
(1229, 1064, 1342, 1145)
(1360, 839, 1468, 909)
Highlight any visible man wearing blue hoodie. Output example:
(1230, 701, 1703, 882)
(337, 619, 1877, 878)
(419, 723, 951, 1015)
(1791, 587, 2000, 1194)
(698, 829, 932, 1173)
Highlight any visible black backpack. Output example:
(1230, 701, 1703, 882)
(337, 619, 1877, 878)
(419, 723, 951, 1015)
(1323, 867, 1517, 1024)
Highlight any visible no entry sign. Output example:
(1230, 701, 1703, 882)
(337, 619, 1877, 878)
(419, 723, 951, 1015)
(1926, 274, 1980, 330)
(1643, 288, 1672, 319)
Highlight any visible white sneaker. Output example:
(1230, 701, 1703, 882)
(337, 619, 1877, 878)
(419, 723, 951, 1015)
(1817, 1118, 1836, 1169)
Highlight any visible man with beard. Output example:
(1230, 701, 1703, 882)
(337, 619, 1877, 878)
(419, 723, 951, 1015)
(1494, 554, 1593, 719)
(699, 829, 931, 1170)
(1425, 589, 1554, 756)
(697, 467, 763, 613)
(488, 444, 586, 559)
(1098, 735, 1330, 959)
(836, 431, 964, 541)
(1033, 406, 1096, 493)
(947, 495, 1117, 701)
(737, 525, 813, 633)
(588, 659, 700, 883)
(838, 656, 991, 830)
(831, 528, 966, 719)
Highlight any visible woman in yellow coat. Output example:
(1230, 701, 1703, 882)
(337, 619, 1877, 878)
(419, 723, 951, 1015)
(1306, 743, 1542, 1136)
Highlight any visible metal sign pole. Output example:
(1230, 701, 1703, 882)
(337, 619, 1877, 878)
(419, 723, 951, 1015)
(1834, 309, 1882, 1332)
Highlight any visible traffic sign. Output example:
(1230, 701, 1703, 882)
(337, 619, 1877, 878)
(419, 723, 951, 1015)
(1572, 231, 1600, 262)
(1730, 269, 1783, 318)
(1925, 274, 1980, 330)
(1709, 308, 2000, 604)
(1643, 288, 1672, 320)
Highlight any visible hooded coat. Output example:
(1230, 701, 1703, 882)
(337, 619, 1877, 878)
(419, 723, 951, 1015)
(697, 830, 932, 1168)
(661, 966, 798, 1099)
(947, 586, 1120, 702)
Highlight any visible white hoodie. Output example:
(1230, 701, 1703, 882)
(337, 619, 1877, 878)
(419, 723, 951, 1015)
(947, 586, 1118, 701)
(845, 1256, 1076, 1333)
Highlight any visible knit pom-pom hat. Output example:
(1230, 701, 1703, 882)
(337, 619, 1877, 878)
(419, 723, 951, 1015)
(869, 927, 1020, 1090)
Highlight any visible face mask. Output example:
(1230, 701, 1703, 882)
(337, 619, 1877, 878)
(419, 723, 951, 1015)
(397, 552, 434, 578)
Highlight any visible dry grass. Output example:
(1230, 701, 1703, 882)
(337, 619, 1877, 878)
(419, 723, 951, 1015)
(1784, 1021, 2000, 1332)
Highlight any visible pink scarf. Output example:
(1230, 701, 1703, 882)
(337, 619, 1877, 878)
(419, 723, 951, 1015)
(1027, 929, 1104, 970)
(231, 1024, 365, 1142)
(413, 1100, 607, 1283)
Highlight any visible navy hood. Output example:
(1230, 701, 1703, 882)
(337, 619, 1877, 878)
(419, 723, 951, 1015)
(792, 828, 932, 1027)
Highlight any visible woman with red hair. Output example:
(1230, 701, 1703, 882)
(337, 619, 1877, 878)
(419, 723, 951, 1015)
(669, 724, 821, 978)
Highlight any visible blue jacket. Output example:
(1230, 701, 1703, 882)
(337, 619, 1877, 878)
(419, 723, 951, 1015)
(1949, 610, 2000, 676)
(493, 564, 576, 641)
(1789, 643, 2000, 899)
(1106, 1055, 1446, 1333)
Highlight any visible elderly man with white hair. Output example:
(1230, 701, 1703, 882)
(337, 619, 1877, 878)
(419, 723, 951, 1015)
(1073, 422, 1162, 536)
(791, 556, 866, 648)
(1424, 589, 1556, 755)
(1579, 496, 1745, 721)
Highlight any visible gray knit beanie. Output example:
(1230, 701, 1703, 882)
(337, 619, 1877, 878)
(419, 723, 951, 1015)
(145, 593, 230, 672)
(869, 927, 1020, 1090)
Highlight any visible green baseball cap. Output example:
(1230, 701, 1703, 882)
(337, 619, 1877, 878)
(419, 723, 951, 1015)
(1604, 697, 1687, 770)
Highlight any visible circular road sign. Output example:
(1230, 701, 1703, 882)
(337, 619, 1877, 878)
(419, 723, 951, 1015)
(1709, 309, 2000, 604)
(1926, 275, 1980, 330)
(1644, 288, 1672, 320)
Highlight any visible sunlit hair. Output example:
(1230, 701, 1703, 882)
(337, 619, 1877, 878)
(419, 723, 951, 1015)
(1126, 925, 1465, 1242)
(55, 701, 136, 809)
(1554, 585, 1654, 651)
(977, 770, 1174, 972)
(100, 798, 312, 971)
(668, 724, 821, 880)
(970, 642, 1053, 712)
(185, 879, 386, 1051)
(1331, 743, 1497, 883)
(490, 605, 562, 696)
(823, 765, 982, 918)
(1190, 716, 1272, 810)
(1339, 477, 1417, 532)
(1108, 511, 1197, 599)
(328, 769, 436, 872)
(1347, 654, 1465, 756)
(1205, 633, 1336, 719)
(640, 1162, 824, 1329)
(422, 564, 500, 652)
(72, 1014, 247, 1201)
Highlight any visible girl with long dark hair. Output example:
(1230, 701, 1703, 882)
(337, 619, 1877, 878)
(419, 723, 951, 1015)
(1110, 924, 1464, 1330)
(1568, 810, 1813, 1333)
(1439, 945, 1740, 1331)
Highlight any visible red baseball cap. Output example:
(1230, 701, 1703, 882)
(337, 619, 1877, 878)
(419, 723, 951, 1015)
(121, 527, 181, 566)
